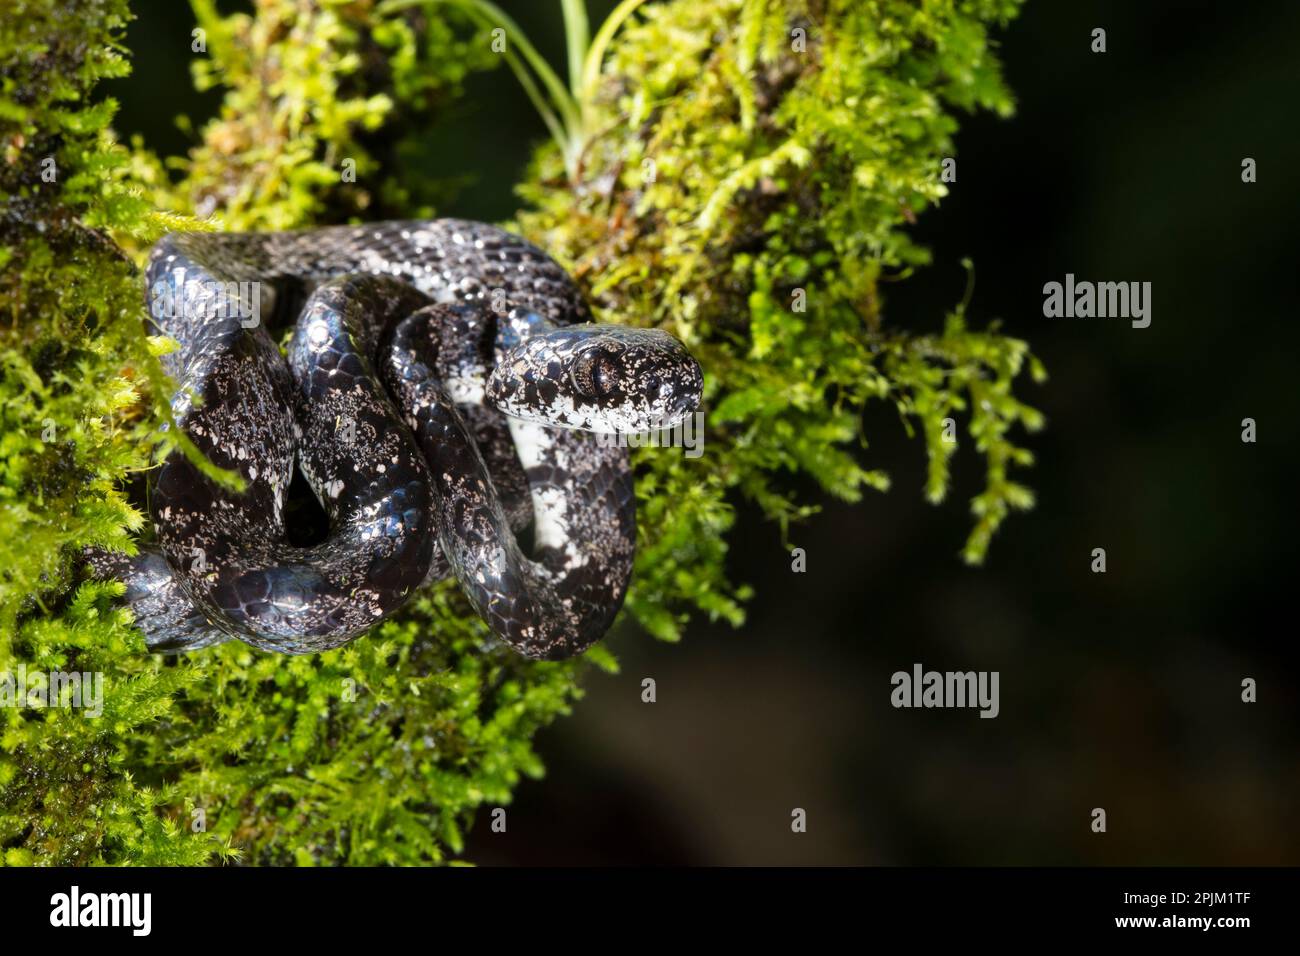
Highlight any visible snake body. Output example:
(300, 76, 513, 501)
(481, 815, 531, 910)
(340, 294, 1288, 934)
(87, 220, 702, 660)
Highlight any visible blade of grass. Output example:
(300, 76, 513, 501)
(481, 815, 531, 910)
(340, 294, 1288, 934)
(581, 0, 651, 104)
(560, 0, 590, 98)
(379, 0, 581, 138)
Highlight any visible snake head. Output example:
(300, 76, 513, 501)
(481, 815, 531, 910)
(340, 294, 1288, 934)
(486, 324, 703, 434)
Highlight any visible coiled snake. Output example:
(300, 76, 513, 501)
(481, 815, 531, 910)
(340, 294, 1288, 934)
(86, 220, 703, 660)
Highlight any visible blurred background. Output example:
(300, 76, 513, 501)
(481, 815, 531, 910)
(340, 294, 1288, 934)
(116, 0, 1300, 864)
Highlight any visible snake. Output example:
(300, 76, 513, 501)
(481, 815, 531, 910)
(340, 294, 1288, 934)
(84, 220, 703, 660)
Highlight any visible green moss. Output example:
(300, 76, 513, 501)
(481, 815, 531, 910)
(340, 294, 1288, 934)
(1, 0, 1038, 864)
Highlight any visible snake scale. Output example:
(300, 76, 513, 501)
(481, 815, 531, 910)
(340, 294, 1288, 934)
(85, 220, 703, 660)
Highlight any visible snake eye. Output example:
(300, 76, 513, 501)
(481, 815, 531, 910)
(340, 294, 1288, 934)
(571, 347, 620, 402)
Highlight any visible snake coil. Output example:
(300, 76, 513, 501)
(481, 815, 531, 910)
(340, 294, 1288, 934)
(86, 220, 703, 660)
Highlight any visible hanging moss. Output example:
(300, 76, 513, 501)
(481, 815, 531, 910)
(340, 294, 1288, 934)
(1, 0, 1038, 865)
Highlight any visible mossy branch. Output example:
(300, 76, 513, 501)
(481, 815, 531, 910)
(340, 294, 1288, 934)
(1, 0, 1037, 865)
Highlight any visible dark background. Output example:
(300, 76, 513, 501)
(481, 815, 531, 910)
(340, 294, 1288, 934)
(115, 0, 1300, 864)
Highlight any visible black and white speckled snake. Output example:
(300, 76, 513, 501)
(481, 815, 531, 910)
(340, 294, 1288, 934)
(85, 220, 702, 660)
